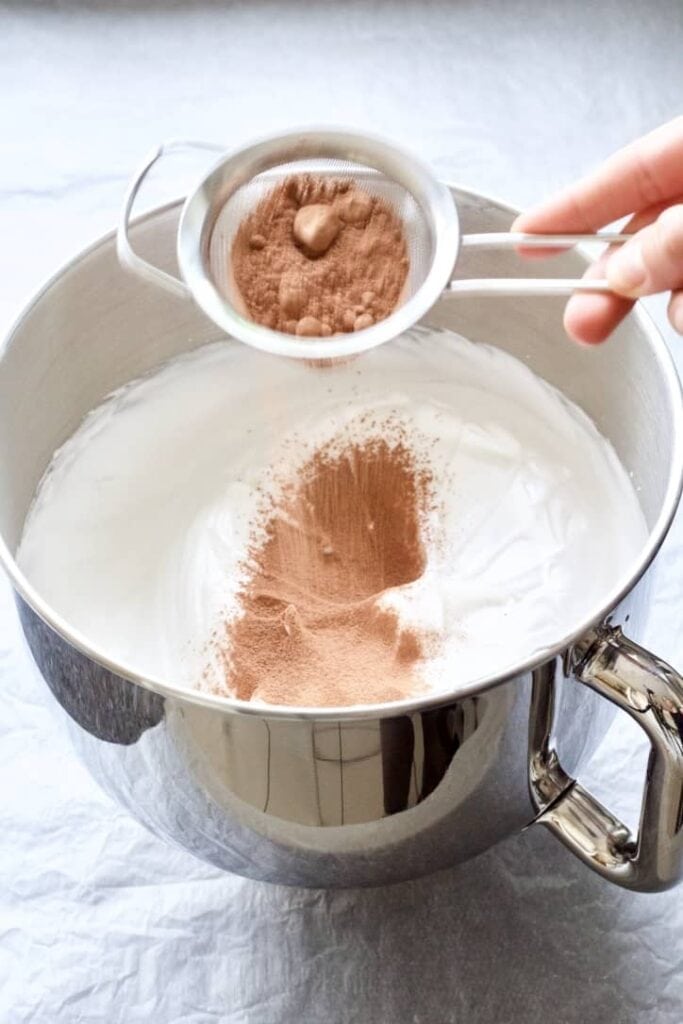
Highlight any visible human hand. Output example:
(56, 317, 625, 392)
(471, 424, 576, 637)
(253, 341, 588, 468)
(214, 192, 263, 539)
(512, 116, 683, 344)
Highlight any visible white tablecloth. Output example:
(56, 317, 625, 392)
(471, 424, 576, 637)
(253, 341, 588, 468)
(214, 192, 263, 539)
(2, 2, 683, 1021)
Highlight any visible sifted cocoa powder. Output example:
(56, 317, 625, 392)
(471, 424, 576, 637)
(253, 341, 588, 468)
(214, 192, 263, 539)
(211, 436, 432, 707)
(230, 175, 409, 337)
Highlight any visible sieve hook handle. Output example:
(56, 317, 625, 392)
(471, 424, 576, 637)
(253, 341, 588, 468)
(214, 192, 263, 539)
(117, 139, 224, 300)
(453, 231, 632, 295)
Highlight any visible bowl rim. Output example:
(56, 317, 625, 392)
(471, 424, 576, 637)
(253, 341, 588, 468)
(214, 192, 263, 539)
(1, 186, 682, 722)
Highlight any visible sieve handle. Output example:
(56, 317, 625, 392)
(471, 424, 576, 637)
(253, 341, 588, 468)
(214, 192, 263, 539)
(461, 231, 632, 249)
(448, 278, 614, 296)
(117, 139, 224, 299)
(453, 231, 631, 296)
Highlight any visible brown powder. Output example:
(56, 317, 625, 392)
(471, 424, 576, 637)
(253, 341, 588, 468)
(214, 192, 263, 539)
(230, 174, 409, 337)
(212, 437, 432, 707)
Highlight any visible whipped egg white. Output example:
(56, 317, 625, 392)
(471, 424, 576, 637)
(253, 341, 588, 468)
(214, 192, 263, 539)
(17, 327, 648, 701)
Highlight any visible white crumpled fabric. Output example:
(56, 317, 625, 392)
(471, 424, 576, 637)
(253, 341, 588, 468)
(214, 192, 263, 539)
(1, 2, 683, 1021)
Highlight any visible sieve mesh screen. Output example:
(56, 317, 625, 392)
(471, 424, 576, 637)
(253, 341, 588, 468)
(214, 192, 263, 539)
(205, 157, 436, 326)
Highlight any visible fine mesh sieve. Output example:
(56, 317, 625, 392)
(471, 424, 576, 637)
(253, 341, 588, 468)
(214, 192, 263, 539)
(207, 157, 436, 342)
(118, 129, 630, 361)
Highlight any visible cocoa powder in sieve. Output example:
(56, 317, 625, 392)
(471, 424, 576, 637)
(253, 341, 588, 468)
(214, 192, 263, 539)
(211, 436, 432, 707)
(231, 175, 409, 337)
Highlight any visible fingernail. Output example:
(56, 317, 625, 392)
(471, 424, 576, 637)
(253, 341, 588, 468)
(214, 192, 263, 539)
(608, 242, 647, 295)
(671, 300, 683, 335)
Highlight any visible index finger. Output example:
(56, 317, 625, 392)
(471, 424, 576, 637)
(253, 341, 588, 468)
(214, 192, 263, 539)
(514, 116, 683, 234)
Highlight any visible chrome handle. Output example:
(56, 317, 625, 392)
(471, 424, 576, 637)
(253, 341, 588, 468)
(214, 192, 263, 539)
(117, 139, 224, 299)
(452, 230, 631, 297)
(535, 627, 683, 892)
(448, 278, 613, 297)
(461, 231, 631, 249)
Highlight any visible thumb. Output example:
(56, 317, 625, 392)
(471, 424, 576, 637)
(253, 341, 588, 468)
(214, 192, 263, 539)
(607, 204, 683, 298)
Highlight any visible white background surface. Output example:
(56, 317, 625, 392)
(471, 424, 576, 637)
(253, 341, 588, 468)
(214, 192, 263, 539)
(1, 2, 683, 1022)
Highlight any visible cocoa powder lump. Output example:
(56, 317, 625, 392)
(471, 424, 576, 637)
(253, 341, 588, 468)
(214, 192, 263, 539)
(230, 174, 409, 337)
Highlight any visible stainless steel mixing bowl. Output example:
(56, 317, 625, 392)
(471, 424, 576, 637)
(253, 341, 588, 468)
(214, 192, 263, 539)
(2, 186, 683, 891)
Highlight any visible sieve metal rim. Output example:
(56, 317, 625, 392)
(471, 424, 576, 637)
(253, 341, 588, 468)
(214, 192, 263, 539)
(175, 127, 460, 359)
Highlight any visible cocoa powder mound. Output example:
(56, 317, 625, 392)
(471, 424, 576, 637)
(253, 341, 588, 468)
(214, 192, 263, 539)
(212, 437, 432, 707)
(230, 174, 409, 337)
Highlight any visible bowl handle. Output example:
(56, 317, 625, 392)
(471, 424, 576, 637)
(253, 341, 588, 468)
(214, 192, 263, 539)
(116, 139, 223, 299)
(533, 626, 683, 891)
